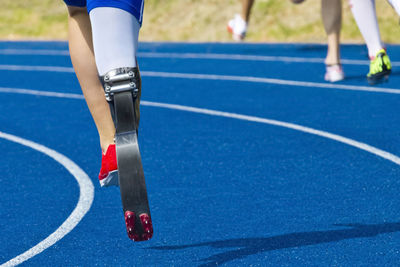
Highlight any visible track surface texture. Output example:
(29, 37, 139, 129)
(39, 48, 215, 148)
(1, 41, 400, 266)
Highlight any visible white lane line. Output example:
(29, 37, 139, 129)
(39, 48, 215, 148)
(0, 65, 74, 73)
(141, 71, 400, 95)
(0, 87, 84, 99)
(0, 132, 94, 267)
(2, 87, 400, 169)
(138, 52, 400, 67)
(0, 49, 70, 56)
(1, 49, 399, 66)
(139, 52, 375, 66)
(0, 65, 399, 95)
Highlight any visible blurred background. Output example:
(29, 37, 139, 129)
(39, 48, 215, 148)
(1, 0, 399, 43)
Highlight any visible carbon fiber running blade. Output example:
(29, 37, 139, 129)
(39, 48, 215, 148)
(114, 91, 153, 241)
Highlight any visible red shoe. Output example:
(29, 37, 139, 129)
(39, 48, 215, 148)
(99, 144, 119, 187)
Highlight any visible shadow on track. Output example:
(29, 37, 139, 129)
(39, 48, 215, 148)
(343, 70, 400, 83)
(148, 222, 400, 266)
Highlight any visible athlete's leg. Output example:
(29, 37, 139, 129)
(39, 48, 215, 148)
(241, 0, 255, 23)
(348, 0, 392, 84)
(89, 7, 141, 127)
(321, 0, 341, 66)
(227, 0, 255, 41)
(321, 0, 344, 82)
(87, 2, 152, 241)
(66, 6, 115, 153)
(348, 0, 383, 58)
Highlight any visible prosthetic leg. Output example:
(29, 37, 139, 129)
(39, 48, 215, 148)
(102, 67, 153, 241)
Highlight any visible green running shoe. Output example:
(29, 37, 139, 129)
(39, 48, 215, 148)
(367, 49, 392, 85)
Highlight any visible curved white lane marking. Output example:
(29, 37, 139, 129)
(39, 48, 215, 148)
(0, 66, 399, 95)
(1, 87, 400, 169)
(1, 49, 400, 67)
(141, 101, 400, 166)
(0, 132, 94, 267)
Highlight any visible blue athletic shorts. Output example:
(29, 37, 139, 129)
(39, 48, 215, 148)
(63, 0, 144, 25)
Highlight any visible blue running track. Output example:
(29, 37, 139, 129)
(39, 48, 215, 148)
(1, 41, 400, 266)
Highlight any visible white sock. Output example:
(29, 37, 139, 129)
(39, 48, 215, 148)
(89, 7, 140, 76)
(386, 0, 400, 16)
(348, 0, 384, 58)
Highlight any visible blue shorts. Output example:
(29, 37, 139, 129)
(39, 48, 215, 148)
(63, 0, 144, 25)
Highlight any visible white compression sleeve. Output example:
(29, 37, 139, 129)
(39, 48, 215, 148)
(89, 7, 140, 76)
(348, 0, 384, 58)
(386, 0, 400, 16)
